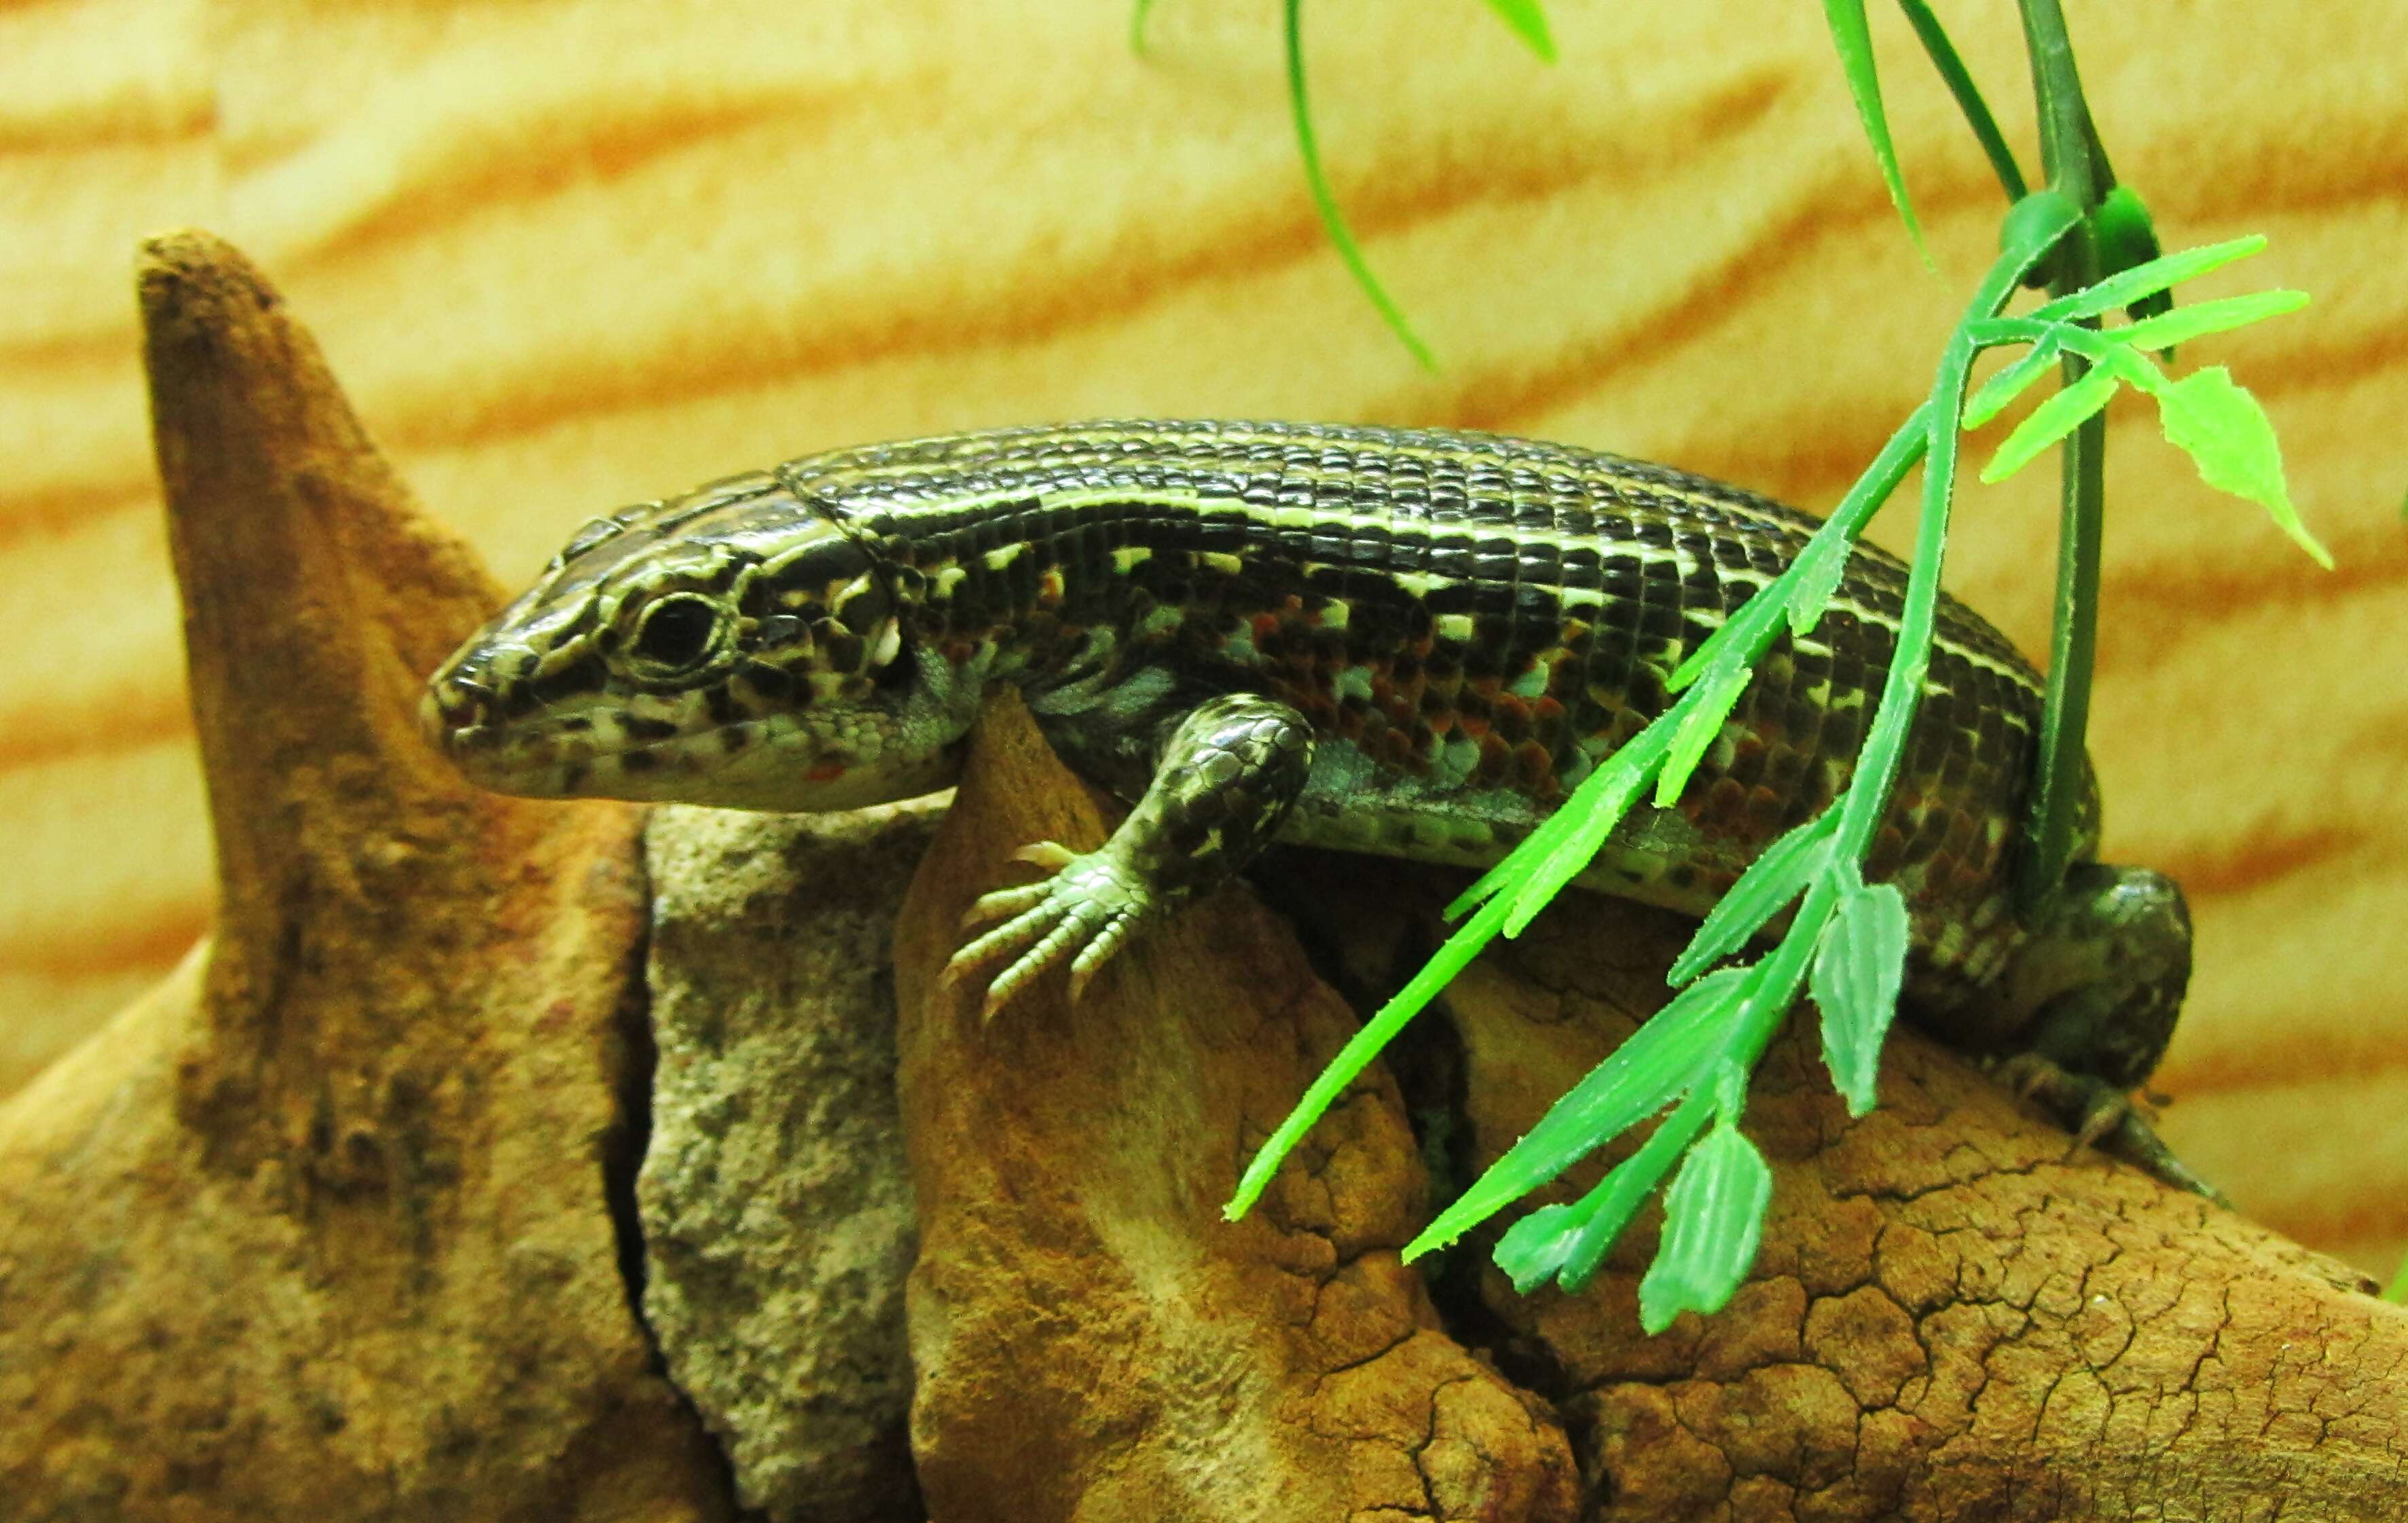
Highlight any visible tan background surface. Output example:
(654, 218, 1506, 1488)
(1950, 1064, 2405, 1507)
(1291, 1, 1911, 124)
(3, 0, 2401, 1273)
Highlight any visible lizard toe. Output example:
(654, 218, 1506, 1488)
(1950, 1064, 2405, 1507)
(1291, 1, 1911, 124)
(943, 847, 1157, 1018)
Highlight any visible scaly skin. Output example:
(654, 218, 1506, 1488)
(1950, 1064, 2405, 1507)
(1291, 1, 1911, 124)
(420, 420, 2207, 1195)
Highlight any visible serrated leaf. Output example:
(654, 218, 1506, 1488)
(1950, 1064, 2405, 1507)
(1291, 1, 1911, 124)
(1668, 809, 1840, 985)
(1962, 335, 2063, 430)
(1810, 881, 1910, 1114)
(1654, 657, 1753, 808)
(1476, 0, 1555, 60)
(1635, 1123, 1772, 1333)
(1405, 967, 1751, 1258)
(2032, 235, 2266, 324)
(1980, 364, 2121, 483)
(1821, 0, 1926, 259)
(2153, 367, 2333, 568)
(2116, 289, 2307, 354)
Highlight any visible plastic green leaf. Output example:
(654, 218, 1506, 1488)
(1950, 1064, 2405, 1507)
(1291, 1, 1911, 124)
(1961, 335, 2064, 429)
(1226, 891, 1512, 1219)
(1780, 529, 1852, 639)
(1404, 966, 1750, 1258)
(1654, 657, 1753, 808)
(1635, 1122, 1773, 1332)
(1507, 727, 1675, 932)
(2153, 366, 2333, 568)
(1810, 879, 1910, 1114)
(1477, 0, 1556, 60)
(1282, 0, 1438, 370)
(2032, 235, 2266, 324)
(1666, 809, 1840, 986)
(1979, 364, 2121, 483)
(1492, 1200, 1589, 1292)
(1445, 782, 1585, 917)
(1821, 0, 1925, 259)
(2116, 290, 2307, 354)
(1503, 1088, 1715, 1293)
(1496, 1124, 1677, 1292)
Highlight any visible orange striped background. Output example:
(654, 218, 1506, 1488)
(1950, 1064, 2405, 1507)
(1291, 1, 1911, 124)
(4, 0, 2403, 1274)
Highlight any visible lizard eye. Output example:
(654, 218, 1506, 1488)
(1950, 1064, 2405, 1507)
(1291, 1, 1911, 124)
(626, 593, 727, 674)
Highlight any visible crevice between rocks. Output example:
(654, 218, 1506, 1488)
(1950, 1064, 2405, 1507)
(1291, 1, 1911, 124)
(602, 816, 661, 1342)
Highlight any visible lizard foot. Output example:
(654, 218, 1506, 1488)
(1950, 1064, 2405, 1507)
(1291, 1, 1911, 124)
(941, 841, 1157, 1019)
(1990, 1051, 2234, 1209)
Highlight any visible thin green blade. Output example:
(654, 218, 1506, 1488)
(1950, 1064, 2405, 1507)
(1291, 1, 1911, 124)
(1653, 657, 1753, 808)
(1781, 530, 1852, 640)
(1821, 0, 1927, 259)
(1961, 335, 2063, 430)
(2032, 235, 2267, 324)
(1979, 364, 2121, 483)
(2117, 289, 2307, 354)
(1666, 809, 1840, 986)
(1895, 0, 2025, 202)
(1635, 1122, 1774, 1333)
(1226, 891, 1513, 1219)
(1506, 727, 1675, 933)
(1477, 0, 1556, 60)
(1809, 880, 1910, 1114)
(1283, 0, 1438, 370)
(1492, 1097, 1698, 1295)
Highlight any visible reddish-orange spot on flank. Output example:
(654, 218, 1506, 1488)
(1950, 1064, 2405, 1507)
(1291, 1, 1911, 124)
(806, 762, 848, 782)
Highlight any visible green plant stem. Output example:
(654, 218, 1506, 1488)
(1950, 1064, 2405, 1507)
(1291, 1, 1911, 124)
(1895, 0, 2028, 202)
(2014, 0, 2109, 910)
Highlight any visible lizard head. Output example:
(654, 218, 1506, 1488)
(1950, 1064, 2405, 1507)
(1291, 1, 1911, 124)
(421, 474, 968, 810)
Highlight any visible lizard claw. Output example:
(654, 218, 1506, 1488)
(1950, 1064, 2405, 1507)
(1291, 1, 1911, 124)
(1989, 1051, 2234, 1209)
(941, 843, 1155, 1019)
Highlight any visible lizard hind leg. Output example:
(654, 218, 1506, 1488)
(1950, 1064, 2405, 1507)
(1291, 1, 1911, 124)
(1989, 861, 2224, 1202)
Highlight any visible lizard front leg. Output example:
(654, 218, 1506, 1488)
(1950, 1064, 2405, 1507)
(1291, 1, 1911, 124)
(943, 692, 1315, 1019)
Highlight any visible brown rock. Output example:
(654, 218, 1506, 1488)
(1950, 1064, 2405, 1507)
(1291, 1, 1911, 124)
(890, 694, 1581, 1523)
(0, 234, 731, 1521)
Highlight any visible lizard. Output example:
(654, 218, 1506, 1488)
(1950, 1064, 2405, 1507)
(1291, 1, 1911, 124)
(420, 418, 2208, 1196)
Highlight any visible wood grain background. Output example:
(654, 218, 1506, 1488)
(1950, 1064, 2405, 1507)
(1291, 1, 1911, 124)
(5, 0, 2403, 1275)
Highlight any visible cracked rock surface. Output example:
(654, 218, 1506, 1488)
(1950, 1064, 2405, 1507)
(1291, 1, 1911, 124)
(640, 801, 936, 1522)
(1275, 854, 2408, 1521)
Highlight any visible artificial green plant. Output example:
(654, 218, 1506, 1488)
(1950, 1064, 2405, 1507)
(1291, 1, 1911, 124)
(1142, 0, 2327, 1331)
